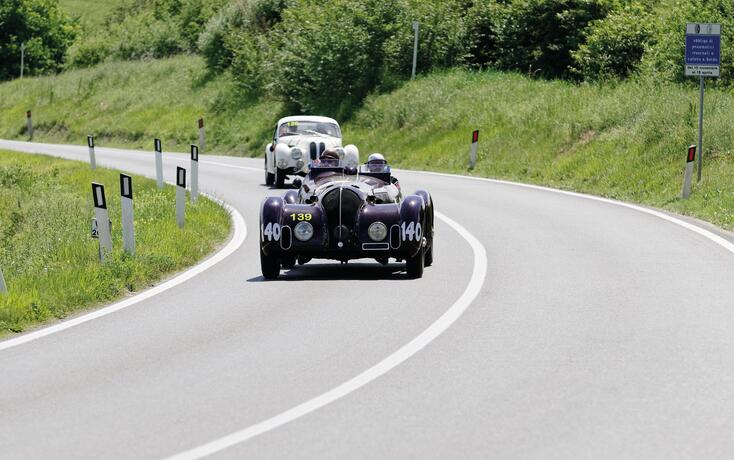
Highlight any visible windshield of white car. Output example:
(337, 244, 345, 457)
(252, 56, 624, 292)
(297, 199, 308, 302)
(278, 121, 341, 138)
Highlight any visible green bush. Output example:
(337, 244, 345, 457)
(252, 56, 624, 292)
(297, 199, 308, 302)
(494, 0, 614, 79)
(0, 0, 77, 80)
(639, 0, 734, 87)
(572, 3, 655, 80)
(464, 0, 508, 68)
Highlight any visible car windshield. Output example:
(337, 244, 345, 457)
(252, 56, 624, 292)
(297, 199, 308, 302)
(360, 163, 391, 174)
(278, 121, 341, 138)
(311, 158, 341, 168)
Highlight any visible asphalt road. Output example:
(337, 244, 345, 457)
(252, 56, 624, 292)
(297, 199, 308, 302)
(1, 140, 733, 459)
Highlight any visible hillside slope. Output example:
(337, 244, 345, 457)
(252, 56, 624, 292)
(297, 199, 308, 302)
(0, 57, 731, 229)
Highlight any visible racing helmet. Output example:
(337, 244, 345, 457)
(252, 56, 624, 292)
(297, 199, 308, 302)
(366, 153, 387, 172)
(319, 148, 340, 161)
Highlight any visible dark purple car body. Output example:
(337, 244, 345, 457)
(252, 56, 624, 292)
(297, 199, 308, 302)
(259, 161, 434, 279)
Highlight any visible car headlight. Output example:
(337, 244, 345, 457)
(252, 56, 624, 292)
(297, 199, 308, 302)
(294, 221, 314, 241)
(277, 158, 288, 168)
(296, 160, 305, 170)
(291, 147, 303, 159)
(368, 222, 387, 241)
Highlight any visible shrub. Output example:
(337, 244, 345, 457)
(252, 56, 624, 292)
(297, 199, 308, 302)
(464, 0, 509, 68)
(494, 0, 614, 79)
(0, 0, 77, 80)
(572, 3, 655, 80)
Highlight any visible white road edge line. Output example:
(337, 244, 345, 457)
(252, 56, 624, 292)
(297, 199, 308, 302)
(397, 169, 734, 255)
(0, 195, 247, 351)
(163, 211, 488, 460)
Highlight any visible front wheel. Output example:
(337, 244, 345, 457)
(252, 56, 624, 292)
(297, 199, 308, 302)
(406, 245, 425, 279)
(265, 157, 275, 185)
(275, 168, 286, 188)
(260, 250, 280, 280)
(424, 241, 433, 267)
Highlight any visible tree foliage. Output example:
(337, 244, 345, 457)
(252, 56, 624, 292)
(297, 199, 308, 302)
(0, 0, 77, 81)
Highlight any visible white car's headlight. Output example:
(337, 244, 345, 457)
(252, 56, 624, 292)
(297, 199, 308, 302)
(296, 160, 305, 170)
(294, 222, 314, 241)
(277, 158, 288, 168)
(368, 222, 387, 241)
(291, 148, 303, 159)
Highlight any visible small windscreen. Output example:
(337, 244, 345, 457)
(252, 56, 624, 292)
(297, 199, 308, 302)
(360, 163, 390, 174)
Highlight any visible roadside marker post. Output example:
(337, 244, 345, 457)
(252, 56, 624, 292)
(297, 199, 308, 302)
(176, 167, 186, 228)
(26, 110, 33, 140)
(154, 138, 163, 189)
(87, 135, 96, 169)
(20, 43, 25, 79)
(411, 21, 419, 79)
(685, 23, 721, 182)
(198, 118, 205, 155)
(91, 183, 112, 261)
(681, 145, 696, 199)
(191, 144, 199, 203)
(469, 130, 479, 169)
(120, 174, 136, 255)
(0, 268, 7, 294)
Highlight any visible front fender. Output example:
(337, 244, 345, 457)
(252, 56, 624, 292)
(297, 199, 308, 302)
(399, 195, 425, 257)
(260, 196, 284, 255)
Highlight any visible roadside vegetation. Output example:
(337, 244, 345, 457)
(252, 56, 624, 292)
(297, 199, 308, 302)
(0, 151, 231, 336)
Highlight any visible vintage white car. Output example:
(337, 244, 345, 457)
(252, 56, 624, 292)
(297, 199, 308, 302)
(265, 116, 344, 187)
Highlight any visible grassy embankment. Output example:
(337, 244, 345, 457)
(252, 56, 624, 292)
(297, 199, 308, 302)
(0, 150, 231, 336)
(0, 55, 731, 230)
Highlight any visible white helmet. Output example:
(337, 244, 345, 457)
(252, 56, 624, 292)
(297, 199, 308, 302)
(367, 153, 386, 163)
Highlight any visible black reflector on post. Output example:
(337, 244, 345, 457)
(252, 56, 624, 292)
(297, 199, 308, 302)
(154, 138, 162, 153)
(92, 183, 106, 209)
(177, 167, 186, 188)
(191, 144, 199, 161)
(120, 174, 133, 199)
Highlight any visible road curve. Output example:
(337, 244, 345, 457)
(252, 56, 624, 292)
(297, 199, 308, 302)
(1, 140, 734, 459)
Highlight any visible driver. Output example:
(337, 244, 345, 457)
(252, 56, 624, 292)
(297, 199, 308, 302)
(366, 153, 388, 172)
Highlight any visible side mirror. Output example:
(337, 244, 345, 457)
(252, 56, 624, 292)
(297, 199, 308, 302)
(270, 144, 275, 152)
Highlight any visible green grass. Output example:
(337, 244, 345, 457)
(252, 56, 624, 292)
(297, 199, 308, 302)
(0, 55, 280, 155)
(345, 70, 734, 230)
(60, 0, 124, 28)
(0, 57, 732, 231)
(0, 150, 231, 336)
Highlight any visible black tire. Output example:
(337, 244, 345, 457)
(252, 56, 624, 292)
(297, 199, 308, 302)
(265, 157, 275, 185)
(281, 256, 296, 269)
(406, 245, 425, 279)
(275, 168, 285, 188)
(424, 241, 433, 267)
(260, 250, 280, 280)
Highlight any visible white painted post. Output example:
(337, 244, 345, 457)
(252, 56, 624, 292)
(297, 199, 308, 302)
(176, 167, 186, 228)
(469, 130, 479, 169)
(26, 110, 33, 140)
(92, 183, 112, 261)
(190, 144, 199, 203)
(20, 43, 25, 79)
(0, 268, 7, 294)
(411, 21, 419, 79)
(87, 135, 96, 170)
(120, 174, 135, 254)
(198, 118, 205, 155)
(681, 145, 696, 199)
(154, 138, 163, 189)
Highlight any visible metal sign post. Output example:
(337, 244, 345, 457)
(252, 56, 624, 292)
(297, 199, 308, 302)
(412, 21, 419, 79)
(120, 174, 135, 255)
(198, 118, 205, 155)
(154, 138, 163, 189)
(87, 135, 96, 169)
(469, 130, 479, 169)
(685, 23, 721, 182)
(190, 144, 199, 203)
(92, 183, 112, 261)
(176, 167, 186, 228)
(26, 111, 33, 140)
(0, 268, 7, 294)
(20, 43, 25, 79)
(681, 145, 696, 199)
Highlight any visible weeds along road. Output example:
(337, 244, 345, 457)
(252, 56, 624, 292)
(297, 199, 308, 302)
(1, 139, 734, 459)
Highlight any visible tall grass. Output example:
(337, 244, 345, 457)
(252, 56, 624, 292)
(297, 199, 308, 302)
(0, 151, 231, 335)
(0, 55, 280, 154)
(345, 70, 734, 230)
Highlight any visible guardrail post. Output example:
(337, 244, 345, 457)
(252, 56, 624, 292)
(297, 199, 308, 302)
(176, 167, 186, 228)
(26, 110, 33, 140)
(91, 183, 112, 261)
(469, 130, 479, 169)
(120, 174, 135, 254)
(154, 138, 163, 189)
(190, 144, 199, 203)
(681, 145, 696, 199)
(87, 135, 96, 169)
(0, 268, 7, 294)
(198, 118, 205, 155)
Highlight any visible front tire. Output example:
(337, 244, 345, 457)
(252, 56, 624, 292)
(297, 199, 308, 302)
(424, 241, 433, 267)
(265, 158, 275, 185)
(260, 250, 280, 280)
(275, 168, 286, 188)
(406, 245, 425, 279)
